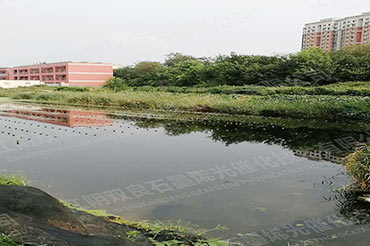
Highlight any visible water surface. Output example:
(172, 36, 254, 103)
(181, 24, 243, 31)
(0, 102, 369, 245)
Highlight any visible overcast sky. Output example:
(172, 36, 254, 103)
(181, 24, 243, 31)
(0, 0, 368, 67)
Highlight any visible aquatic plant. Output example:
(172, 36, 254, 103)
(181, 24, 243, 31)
(346, 145, 370, 192)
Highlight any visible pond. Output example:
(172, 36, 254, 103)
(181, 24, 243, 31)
(0, 102, 369, 246)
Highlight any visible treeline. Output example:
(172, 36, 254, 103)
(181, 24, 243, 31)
(108, 45, 370, 89)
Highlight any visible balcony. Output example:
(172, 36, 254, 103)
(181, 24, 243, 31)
(30, 69, 40, 74)
(55, 66, 66, 73)
(30, 76, 40, 80)
(55, 75, 67, 81)
(41, 67, 54, 74)
(42, 75, 54, 81)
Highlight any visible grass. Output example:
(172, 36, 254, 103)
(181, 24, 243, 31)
(130, 81, 370, 97)
(0, 235, 19, 246)
(0, 175, 26, 186)
(346, 145, 370, 192)
(8, 91, 370, 121)
(1, 81, 369, 97)
(1, 82, 369, 121)
(61, 203, 228, 246)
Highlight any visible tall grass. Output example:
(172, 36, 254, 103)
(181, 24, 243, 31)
(10, 90, 370, 121)
(110, 81, 370, 96)
(1, 81, 369, 98)
(346, 146, 370, 192)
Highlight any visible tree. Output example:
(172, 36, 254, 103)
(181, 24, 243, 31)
(288, 48, 335, 85)
(331, 45, 370, 81)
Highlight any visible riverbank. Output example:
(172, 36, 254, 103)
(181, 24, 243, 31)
(346, 146, 370, 193)
(1, 82, 369, 121)
(0, 181, 226, 246)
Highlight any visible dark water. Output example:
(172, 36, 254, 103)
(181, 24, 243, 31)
(0, 102, 369, 245)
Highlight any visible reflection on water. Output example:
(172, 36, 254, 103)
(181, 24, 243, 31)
(0, 106, 112, 127)
(0, 103, 369, 245)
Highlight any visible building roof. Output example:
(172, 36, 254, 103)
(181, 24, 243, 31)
(304, 11, 370, 26)
(11, 61, 112, 69)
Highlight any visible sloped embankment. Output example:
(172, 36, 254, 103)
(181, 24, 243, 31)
(0, 185, 151, 246)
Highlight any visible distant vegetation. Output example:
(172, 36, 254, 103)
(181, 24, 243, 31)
(7, 82, 370, 121)
(108, 45, 370, 89)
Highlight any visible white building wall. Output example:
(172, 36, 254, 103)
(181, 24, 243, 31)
(0, 80, 44, 89)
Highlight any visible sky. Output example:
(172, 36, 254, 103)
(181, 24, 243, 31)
(0, 0, 368, 67)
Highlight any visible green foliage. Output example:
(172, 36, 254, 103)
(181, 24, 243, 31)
(113, 62, 163, 86)
(346, 145, 370, 192)
(161, 59, 206, 86)
(11, 93, 33, 100)
(104, 77, 130, 92)
(126, 230, 140, 241)
(110, 46, 370, 88)
(0, 234, 19, 246)
(9, 85, 370, 121)
(65, 207, 228, 246)
(332, 45, 370, 81)
(0, 175, 26, 186)
(55, 86, 89, 92)
(288, 47, 334, 85)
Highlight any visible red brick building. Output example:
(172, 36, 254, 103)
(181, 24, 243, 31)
(1, 62, 113, 86)
(0, 68, 10, 80)
(1, 108, 113, 127)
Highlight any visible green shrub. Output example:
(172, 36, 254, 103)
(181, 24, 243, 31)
(56, 86, 89, 92)
(35, 93, 65, 101)
(104, 77, 130, 92)
(11, 93, 34, 100)
(346, 146, 370, 191)
(111, 46, 370, 87)
(0, 235, 19, 246)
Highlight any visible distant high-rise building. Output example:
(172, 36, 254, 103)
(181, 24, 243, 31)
(302, 12, 370, 52)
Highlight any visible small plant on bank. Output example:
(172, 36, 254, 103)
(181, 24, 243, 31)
(0, 234, 19, 246)
(0, 175, 26, 186)
(61, 205, 229, 246)
(126, 230, 140, 242)
(346, 145, 370, 192)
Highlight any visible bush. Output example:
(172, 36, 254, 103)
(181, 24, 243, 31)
(11, 93, 34, 100)
(0, 235, 18, 246)
(346, 146, 370, 192)
(111, 46, 370, 88)
(104, 77, 130, 92)
(56, 86, 89, 92)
